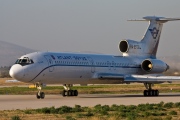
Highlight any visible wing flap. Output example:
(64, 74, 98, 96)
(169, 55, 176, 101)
(92, 73, 124, 80)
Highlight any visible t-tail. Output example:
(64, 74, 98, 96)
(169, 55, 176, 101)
(119, 16, 180, 58)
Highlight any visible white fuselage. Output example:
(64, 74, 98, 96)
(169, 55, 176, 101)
(10, 52, 145, 84)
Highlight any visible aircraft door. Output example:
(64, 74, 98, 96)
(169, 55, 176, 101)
(112, 61, 116, 71)
(87, 57, 95, 73)
(107, 61, 111, 70)
(44, 55, 54, 72)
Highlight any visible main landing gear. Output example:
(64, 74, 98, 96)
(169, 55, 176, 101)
(143, 83, 159, 96)
(62, 84, 78, 97)
(36, 83, 45, 99)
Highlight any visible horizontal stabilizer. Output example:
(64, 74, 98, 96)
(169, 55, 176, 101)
(128, 16, 180, 23)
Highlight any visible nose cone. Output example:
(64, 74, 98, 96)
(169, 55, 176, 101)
(9, 64, 24, 80)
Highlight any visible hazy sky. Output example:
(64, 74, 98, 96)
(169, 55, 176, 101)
(1, 0, 180, 56)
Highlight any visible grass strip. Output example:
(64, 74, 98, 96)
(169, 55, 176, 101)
(2, 101, 180, 120)
(0, 84, 180, 95)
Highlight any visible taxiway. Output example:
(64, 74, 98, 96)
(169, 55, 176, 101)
(0, 93, 180, 110)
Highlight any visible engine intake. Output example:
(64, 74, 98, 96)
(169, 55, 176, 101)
(141, 59, 169, 73)
(119, 40, 128, 53)
(119, 39, 143, 55)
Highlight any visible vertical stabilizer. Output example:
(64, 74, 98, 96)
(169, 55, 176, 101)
(141, 16, 165, 57)
(128, 16, 180, 57)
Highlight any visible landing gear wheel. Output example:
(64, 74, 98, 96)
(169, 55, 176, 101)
(148, 90, 153, 96)
(35, 83, 46, 99)
(155, 90, 159, 96)
(143, 90, 159, 96)
(143, 83, 159, 97)
(40, 92, 45, 99)
(67, 90, 71, 96)
(74, 90, 78, 96)
(151, 90, 155, 96)
(143, 90, 148, 96)
(62, 84, 78, 97)
(36, 92, 45, 99)
(62, 90, 66, 97)
(36, 92, 41, 99)
(70, 90, 74, 96)
(62, 90, 78, 97)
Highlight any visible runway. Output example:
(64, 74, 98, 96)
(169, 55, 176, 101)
(0, 93, 180, 110)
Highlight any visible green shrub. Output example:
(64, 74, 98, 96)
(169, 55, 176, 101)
(159, 112, 166, 116)
(169, 110, 177, 115)
(174, 102, 180, 107)
(145, 103, 154, 110)
(82, 106, 91, 112)
(11, 115, 21, 120)
(126, 111, 137, 120)
(156, 106, 164, 111)
(76, 113, 84, 118)
(156, 101, 164, 108)
(100, 109, 108, 115)
(101, 105, 110, 111)
(35, 108, 41, 113)
(66, 116, 75, 120)
(147, 111, 166, 117)
(49, 106, 57, 114)
(137, 104, 146, 111)
(119, 112, 126, 118)
(24, 110, 32, 114)
(72, 105, 82, 112)
(57, 106, 72, 114)
(127, 105, 137, 111)
(84, 111, 94, 117)
(110, 104, 119, 111)
(41, 107, 51, 114)
(164, 102, 174, 108)
(94, 104, 102, 112)
(143, 111, 151, 117)
(93, 104, 110, 114)
(118, 105, 127, 112)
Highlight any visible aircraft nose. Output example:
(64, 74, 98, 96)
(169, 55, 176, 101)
(9, 64, 24, 80)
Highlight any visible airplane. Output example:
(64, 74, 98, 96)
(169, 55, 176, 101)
(9, 16, 180, 99)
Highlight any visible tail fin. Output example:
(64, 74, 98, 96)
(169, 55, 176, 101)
(129, 16, 180, 58)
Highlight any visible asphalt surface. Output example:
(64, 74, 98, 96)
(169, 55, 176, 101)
(0, 93, 180, 110)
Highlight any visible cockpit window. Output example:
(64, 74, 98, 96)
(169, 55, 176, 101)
(15, 57, 34, 66)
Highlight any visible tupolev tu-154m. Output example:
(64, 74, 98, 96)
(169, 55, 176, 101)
(9, 16, 180, 99)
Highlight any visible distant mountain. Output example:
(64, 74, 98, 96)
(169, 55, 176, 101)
(0, 41, 36, 66)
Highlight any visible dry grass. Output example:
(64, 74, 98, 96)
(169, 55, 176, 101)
(0, 110, 65, 120)
(0, 78, 30, 86)
(1, 78, 180, 95)
(1, 107, 180, 120)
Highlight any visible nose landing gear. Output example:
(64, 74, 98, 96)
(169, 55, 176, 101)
(62, 84, 78, 97)
(143, 83, 159, 96)
(36, 83, 45, 99)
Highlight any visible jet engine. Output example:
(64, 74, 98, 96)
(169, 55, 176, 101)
(141, 59, 169, 73)
(119, 39, 143, 55)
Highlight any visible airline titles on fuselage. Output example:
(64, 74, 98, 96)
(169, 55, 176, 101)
(57, 56, 87, 61)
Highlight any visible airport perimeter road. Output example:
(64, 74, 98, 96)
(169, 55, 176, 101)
(0, 93, 180, 110)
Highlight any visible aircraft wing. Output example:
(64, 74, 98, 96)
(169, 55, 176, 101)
(94, 73, 180, 83)
(124, 75, 180, 83)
